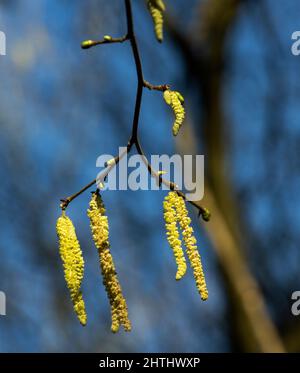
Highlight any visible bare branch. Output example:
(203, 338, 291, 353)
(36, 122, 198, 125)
(60, 0, 210, 222)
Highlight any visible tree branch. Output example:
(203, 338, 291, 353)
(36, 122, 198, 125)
(60, 0, 210, 222)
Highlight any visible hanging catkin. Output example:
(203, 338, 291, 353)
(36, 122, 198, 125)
(147, 0, 166, 42)
(163, 90, 185, 136)
(163, 191, 208, 300)
(56, 212, 87, 325)
(174, 193, 208, 301)
(87, 192, 131, 333)
(163, 192, 187, 280)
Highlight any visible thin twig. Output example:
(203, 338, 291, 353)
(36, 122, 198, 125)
(60, 142, 133, 210)
(143, 80, 170, 91)
(81, 35, 128, 49)
(60, 179, 96, 210)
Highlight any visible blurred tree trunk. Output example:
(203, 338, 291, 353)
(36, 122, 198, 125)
(168, 0, 285, 352)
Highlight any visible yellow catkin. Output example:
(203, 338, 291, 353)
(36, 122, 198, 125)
(163, 90, 185, 136)
(147, 0, 165, 42)
(56, 212, 87, 326)
(174, 194, 208, 300)
(87, 192, 131, 333)
(163, 192, 187, 280)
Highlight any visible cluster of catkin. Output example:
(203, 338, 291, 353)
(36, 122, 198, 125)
(57, 0, 210, 332)
(163, 191, 208, 300)
(56, 192, 131, 332)
(147, 1, 204, 297)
